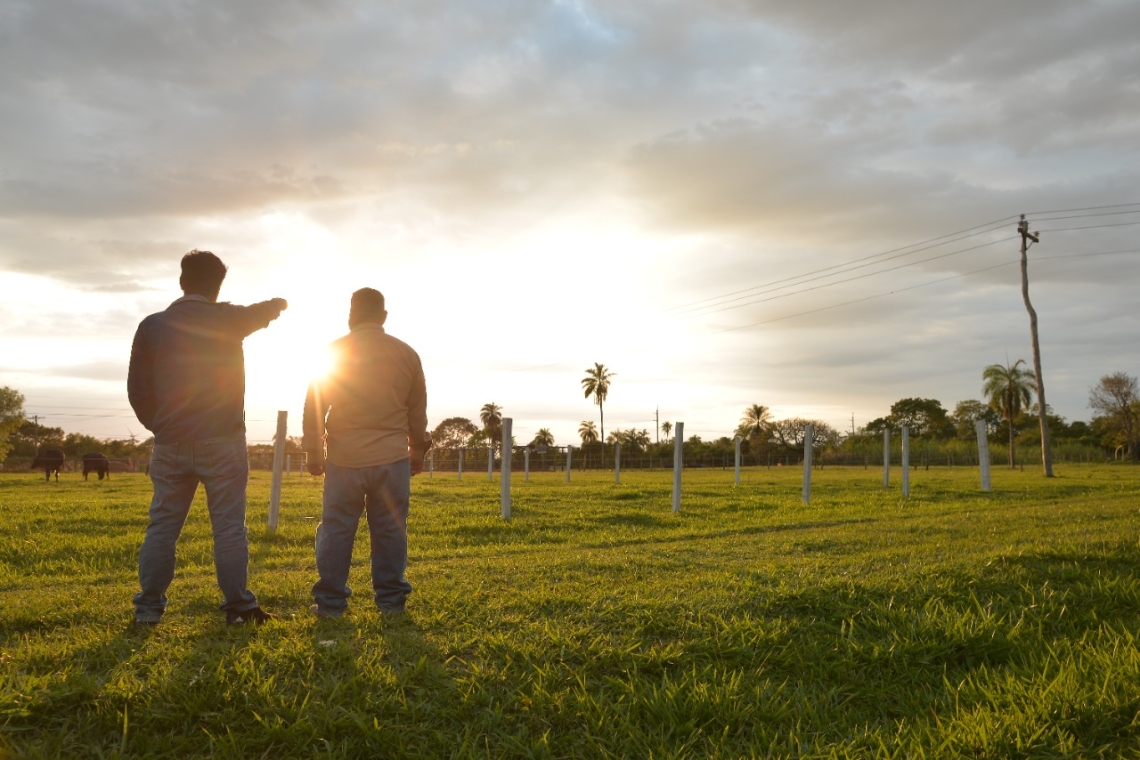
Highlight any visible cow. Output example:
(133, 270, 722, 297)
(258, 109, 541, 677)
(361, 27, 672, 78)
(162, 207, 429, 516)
(31, 448, 65, 482)
(82, 452, 111, 481)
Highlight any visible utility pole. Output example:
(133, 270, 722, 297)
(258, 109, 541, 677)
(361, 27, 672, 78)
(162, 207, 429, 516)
(1019, 214, 1053, 477)
(655, 406, 659, 445)
(850, 413, 855, 437)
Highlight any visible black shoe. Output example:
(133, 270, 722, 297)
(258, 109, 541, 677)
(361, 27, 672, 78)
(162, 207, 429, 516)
(226, 606, 277, 626)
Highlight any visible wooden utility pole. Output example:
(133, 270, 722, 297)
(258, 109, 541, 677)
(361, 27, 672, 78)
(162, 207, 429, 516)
(1018, 214, 1053, 477)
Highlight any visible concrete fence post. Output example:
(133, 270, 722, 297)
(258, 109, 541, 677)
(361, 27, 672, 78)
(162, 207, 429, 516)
(902, 426, 910, 498)
(566, 445, 572, 483)
(802, 423, 813, 505)
(615, 442, 621, 484)
(672, 422, 684, 512)
(882, 429, 890, 487)
(458, 448, 464, 480)
(501, 418, 512, 519)
(524, 447, 530, 482)
(268, 410, 287, 532)
(734, 436, 741, 485)
(976, 420, 991, 491)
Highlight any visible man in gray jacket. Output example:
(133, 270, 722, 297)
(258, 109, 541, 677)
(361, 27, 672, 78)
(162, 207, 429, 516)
(128, 250, 286, 625)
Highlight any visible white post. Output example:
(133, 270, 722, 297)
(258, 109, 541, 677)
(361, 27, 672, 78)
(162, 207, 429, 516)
(566, 445, 572, 483)
(614, 442, 621, 484)
(268, 410, 287, 532)
(802, 423, 813, 505)
(734, 436, 741, 485)
(524, 448, 530, 482)
(501, 418, 512, 519)
(882, 429, 890, 487)
(429, 449, 434, 479)
(286, 452, 291, 477)
(487, 443, 493, 482)
(672, 422, 684, 512)
(458, 448, 464, 480)
(976, 420, 991, 491)
(901, 426, 910, 498)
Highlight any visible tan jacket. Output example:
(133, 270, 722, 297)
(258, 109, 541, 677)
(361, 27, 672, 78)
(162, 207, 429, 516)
(302, 323, 430, 468)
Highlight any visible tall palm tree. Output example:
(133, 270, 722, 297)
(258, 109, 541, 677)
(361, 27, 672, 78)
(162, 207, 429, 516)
(738, 404, 772, 443)
(581, 363, 615, 450)
(532, 428, 555, 447)
(660, 421, 672, 442)
(982, 360, 1034, 468)
(480, 402, 502, 457)
(578, 420, 598, 445)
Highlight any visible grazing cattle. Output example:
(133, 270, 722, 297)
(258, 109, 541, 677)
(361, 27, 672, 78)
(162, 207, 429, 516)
(83, 452, 111, 481)
(31, 449, 65, 482)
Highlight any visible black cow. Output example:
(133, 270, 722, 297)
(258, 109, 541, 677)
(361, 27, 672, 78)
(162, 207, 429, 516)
(31, 449, 65, 482)
(82, 452, 111, 481)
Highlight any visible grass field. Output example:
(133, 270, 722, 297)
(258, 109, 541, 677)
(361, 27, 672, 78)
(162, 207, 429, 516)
(1, 464, 1138, 758)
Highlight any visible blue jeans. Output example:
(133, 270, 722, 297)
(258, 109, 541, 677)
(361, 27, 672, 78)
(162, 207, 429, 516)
(134, 434, 258, 622)
(312, 459, 413, 614)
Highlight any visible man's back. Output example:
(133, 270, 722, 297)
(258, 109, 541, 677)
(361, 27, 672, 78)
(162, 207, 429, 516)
(306, 323, 428, 468)
(129, 297, 283, 444)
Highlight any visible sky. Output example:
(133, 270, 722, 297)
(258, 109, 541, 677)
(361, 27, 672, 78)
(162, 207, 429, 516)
(1, 0, 1138, 447)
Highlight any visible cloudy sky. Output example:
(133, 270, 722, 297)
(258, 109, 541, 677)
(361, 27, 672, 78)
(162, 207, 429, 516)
(2, 0, 1138, 447)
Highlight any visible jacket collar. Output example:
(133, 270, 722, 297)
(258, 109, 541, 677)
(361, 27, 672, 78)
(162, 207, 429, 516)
(169, 294, 213, 307)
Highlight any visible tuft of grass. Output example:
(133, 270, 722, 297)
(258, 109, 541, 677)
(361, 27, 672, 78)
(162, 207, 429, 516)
(0, 465, 1138, 757)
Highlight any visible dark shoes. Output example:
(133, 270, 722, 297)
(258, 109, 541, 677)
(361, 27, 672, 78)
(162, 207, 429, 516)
(226, 606, 277, 626)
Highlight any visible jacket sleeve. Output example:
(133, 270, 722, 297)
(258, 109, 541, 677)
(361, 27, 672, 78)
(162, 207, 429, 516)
(302, 380, 329, 462)
(127, 321, 157, 431)
(406, 351, 431, 458)
(228, 299, 287, 338)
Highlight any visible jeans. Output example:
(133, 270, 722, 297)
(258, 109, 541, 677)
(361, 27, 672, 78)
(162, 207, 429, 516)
(312, 459, 413, 614)
(134, 433, 257, 621)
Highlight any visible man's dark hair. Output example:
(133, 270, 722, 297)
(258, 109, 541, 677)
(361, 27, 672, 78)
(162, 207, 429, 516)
(349, 288, 386, 325)
(180, 250, 228, 297)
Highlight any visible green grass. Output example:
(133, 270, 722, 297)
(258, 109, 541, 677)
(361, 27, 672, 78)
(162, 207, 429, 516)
(1, 465, 1138, 758)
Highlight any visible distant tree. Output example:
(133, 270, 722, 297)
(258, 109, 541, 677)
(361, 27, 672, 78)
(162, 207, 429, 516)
(578, 420, 598, 445)
(888, 398, 952, 438)
(738, 404, 772, 443)
(770, 418, 840, 452)
(581, 363, 615, 451)
(432, 417, 479, 449)
(480, 403, 503, 456)
(0, 387, 25, 462)
(532, 428, 555, 447)
(10, 420, 64, 458)
(660, 421, 672, 442)
(864, 417, 895, 435)
(951, 400, 1001, 439)
(983, 360, 1035, 468)
(1089, 372, 1139, 461)
(607, 428, 650, 452)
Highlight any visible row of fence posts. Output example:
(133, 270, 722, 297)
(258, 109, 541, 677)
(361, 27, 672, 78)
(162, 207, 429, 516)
(267, 410, 997, 529)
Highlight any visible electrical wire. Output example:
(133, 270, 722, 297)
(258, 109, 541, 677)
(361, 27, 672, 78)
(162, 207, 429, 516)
(722, 248, 1140, 332)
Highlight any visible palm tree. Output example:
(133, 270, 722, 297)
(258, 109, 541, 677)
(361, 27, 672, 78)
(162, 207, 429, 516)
(738, 404, 772, 443)
(532, 428, 555, 447)
(660, 421, 672, 442)
(578, 421, 598, 445)
(480, 402, 502, 457)
(982, 360, 1034, 468)
(581, 363, 615, 449)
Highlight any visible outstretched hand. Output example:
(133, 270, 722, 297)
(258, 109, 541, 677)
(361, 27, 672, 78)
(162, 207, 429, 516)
(272, 298, 288, 312)
(410, 458, 424, 477)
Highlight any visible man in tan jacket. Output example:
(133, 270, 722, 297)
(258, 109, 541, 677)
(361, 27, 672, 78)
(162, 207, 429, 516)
(303, 287, 432, 618)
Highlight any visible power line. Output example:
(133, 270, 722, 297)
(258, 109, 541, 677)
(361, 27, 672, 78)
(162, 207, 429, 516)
(663, 215, 1019, 315)
(684, 235, 1018, 319)
(721, 248, 1140, 332)
(665, 203, 1140, 320)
